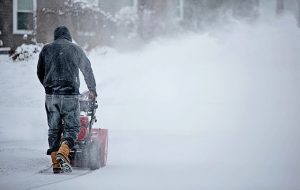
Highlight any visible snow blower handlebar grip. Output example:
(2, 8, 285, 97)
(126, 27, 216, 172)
(88, 91, 97, 100)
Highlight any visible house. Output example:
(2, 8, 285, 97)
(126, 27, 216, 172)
(0, 0, 37, 54)
(0, 0, 142, 53)
(1, 0, 300, 54)
(0, 0, 183, 52)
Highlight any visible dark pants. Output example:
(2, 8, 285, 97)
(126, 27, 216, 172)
(45, 94, 80, 152)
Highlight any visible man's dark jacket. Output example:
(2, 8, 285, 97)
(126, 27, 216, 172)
(37, 26, 96, 95)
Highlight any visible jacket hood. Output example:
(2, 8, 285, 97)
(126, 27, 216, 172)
(54, 26, 72, 41)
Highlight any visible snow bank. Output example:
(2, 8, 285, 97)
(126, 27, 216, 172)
(11, 43, 43, 61)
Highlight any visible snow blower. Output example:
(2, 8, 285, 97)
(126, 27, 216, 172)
(69, 91, 108, 170)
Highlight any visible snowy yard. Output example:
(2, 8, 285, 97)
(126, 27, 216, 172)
(0, 13, 300, 190)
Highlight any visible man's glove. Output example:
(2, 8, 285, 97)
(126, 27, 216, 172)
(88, 90, 97, 100)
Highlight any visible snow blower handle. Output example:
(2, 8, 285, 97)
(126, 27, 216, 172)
(88, 90, 98, 113)
(88, 90, 97, 101)
(87, 96, 98, 140)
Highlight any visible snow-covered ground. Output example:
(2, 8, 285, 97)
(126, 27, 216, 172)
(1, 9, 300, 190)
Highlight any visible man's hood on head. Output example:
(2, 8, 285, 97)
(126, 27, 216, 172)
(54, 26, 72, 41)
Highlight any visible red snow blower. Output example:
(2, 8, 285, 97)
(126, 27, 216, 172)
(69, 91, 108, 169)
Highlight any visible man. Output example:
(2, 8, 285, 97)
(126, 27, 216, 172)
(37, 26, 97, 173)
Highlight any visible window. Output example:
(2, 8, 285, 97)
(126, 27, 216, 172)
(13, 0, 36, 34)
(175, 0, 184, 20)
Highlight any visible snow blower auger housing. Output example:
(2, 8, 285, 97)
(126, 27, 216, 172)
(69, 91, 108, 170)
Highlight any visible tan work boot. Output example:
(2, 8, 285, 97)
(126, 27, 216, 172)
(57, 141, 72, 173)
(51, 152, 61, 174)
